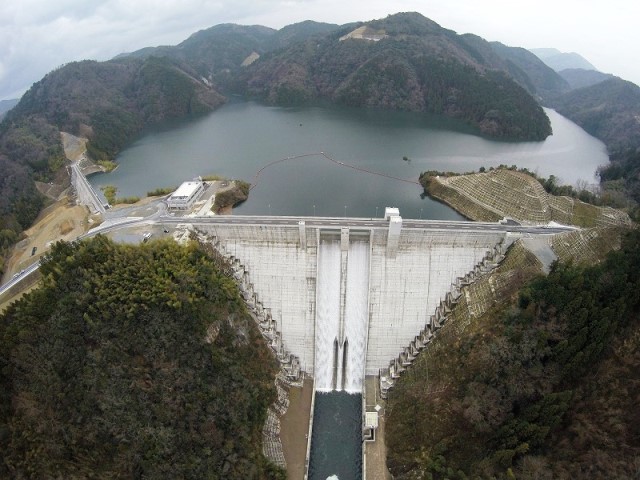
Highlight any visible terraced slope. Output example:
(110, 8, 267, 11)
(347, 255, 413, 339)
(423, 169, 631, 227)
(551, 227, 628, 265)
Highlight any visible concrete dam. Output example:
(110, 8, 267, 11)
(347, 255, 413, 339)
(194, 211, 514, 382)
(164, 212, 566, 476)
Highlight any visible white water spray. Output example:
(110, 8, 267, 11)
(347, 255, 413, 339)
(315, 238, 370, 393)
(315, 240, 341, 391)
(343, 241, 370, 392)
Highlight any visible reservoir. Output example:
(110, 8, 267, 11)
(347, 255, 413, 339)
(89, 99, 609, 218)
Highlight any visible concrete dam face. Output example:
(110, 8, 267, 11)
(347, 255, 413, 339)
(196, 216, 506, 382)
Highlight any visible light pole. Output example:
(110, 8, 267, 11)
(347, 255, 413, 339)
(344, 205, 347, 217)
(313, 204, 316, 217)
(375, 206, 379, 218)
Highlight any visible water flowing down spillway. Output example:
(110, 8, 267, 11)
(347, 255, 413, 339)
(343, 241, 370, 392)
(314, 240, 341, 391)
(314, 238, 370, 392)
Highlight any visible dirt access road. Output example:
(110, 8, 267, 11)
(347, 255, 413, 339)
(1, 132, 95, 284)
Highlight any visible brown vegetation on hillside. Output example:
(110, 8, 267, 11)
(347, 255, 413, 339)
(421, 168, 631, 227)
(387, 229, 640, 479)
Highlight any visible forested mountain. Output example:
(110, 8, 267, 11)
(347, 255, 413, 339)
(550, 77, 640, 206)
(6, 57, 224, 161)
(121, 21, 339, 84)
(0, 55, 224, 272)
(558, 68, 615, 90)
(530, 48, 598, 72)
(242, 13, 552, 141)
(266, 20, 339, 52)
(552, 77, 640, 151)
(489, 42, 570, 101)
(0, 237, 284, 479)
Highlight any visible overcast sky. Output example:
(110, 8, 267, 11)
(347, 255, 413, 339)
(1, 0, 638, 100)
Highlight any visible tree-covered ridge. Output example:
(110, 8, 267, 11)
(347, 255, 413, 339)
(244, 13, 552, 141)
(4, 56, 225, 162)
(386, 229, 640, 479)
(552, 77, 640, 152)
(488, 41, 570, 102)
(550, 77, 640, 211)
(0, 237, 284, 479)
(0, 56, 225, 273)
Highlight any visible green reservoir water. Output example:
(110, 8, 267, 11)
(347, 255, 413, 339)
(89, 99, 608, 219)
(308, 392, 362, 480)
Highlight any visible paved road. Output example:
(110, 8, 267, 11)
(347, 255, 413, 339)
(159, 214, 575, 236)
(71, 162, 106, 215)
(0, 214, 574, 295)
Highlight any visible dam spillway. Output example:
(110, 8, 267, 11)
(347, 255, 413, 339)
(315, 237, 370, 393)
(343, 240, 370, 393)
(314, 239, 341, 391)
(310, 236, 370, 478)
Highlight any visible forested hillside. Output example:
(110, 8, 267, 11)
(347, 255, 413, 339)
(386, 229, 640, 479)
(243, 13, 552, 141)
(489, 42, 570, 101)
(558, 68, 614, 91)
(0, 55, 224, 273)
(551, 77, 640, 209)
(0, 237, 284, 479)
(553, 77, 640, 151)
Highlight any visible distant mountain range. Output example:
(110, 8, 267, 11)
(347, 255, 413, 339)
(1, 11, 640, 271)
(530, 48, 598, 72)
(0, 99, 18, 121)
(558, 68, 615, 90)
